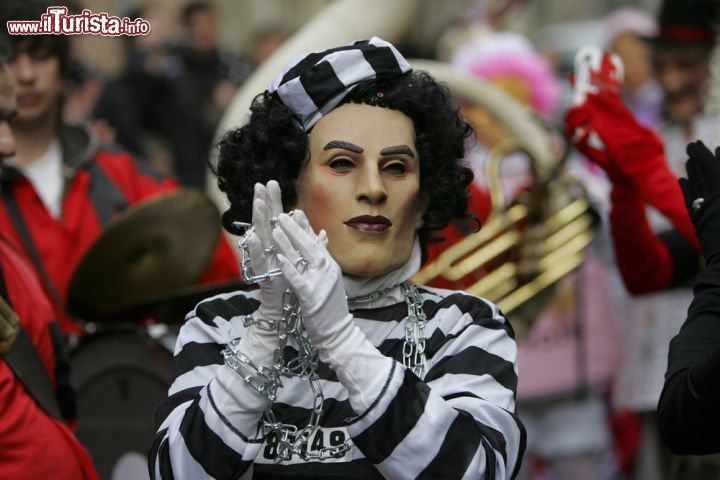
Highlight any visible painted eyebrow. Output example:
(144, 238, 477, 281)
(323, 140, 363, 153)
(380, 145, 415, 158)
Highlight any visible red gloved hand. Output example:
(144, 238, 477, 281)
(565, 92, 621, 181)
(565, 83, 699, 251)
(566, 48, 624, 178)
(566, 89, 667, 182)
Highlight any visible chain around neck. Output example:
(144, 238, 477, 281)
(346, 283, 400, 306)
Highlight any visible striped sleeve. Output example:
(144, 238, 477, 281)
(346, 288, 526, 479)
(149, 291, 268, 480)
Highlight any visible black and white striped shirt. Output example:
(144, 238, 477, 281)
(150, 285, 526, 479)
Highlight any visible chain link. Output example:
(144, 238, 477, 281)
(222, 340, 281, 400)
(401, 282, 428, 377)
(225, 287, 351, 462)
(225, 222, 428, 462)
(238, 225, 283, 283)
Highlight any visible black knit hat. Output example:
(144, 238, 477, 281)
(649, 0, 720, 47)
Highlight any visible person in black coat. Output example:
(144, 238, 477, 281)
(658, 140, 720, 455)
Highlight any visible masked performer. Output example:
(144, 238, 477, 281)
(150, 38, 525, 479)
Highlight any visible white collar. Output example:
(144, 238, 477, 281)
(343, 238, 421, 309)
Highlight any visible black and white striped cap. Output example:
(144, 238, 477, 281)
(267, 37, 412, 131)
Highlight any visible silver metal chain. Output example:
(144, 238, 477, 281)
(222, 228, 428, 462)
(346, 285, 395, 306)
(237, 225, 283, 284)
(225, 288, 351, 462)
(401, 282, 428, 377)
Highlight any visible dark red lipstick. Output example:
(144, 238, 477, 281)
(344, 215, 392, 233)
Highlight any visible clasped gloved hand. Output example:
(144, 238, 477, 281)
(680, 141, 720, 265)
(270, 211, 394, 412)
(565, 74, 698, 250)
(235, 181, 287, 366)
(270, 211, 352, 357)
(215, 181, 287, 412)
(245, 181, 289, 324)
(565, 89, 665, 183)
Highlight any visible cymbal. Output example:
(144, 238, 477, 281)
(68, 190, 222, 321)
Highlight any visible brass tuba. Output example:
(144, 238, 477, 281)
(410, 60, 598, 338)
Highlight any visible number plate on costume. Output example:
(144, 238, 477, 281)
(255, 426, 353, 464)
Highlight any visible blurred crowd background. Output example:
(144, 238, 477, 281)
(10, 0, 720, 479)
(63, 0, 686, 192)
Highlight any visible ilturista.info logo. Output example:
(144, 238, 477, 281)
(6, 6, 150, 36)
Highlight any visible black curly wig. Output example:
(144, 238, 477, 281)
(212, 70, 475, 256)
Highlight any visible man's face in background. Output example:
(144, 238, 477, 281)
(653, 44, 712, 124)
(7, 41, 63, 127)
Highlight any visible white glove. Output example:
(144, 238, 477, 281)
(272, 212, 394, 413)
(237, 181, 287, 368)
(216, 181, 287, 414)
(271, 211, 350, 350)
(246, 181, 289, 324)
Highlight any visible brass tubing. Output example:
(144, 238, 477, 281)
(467, 263, 517, 297)
(446, 230, 520, 281)
(543, 215, 595, 253)
(480, 279, 517, 302)
(544, 197, 592, 232)
(498, 252, 585, 313)
(412, 204, 527, 284)
(539, 232, 595, 270)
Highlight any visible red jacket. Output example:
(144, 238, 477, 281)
(0, 126, 239, 334)
(0, 231, 99, 480)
